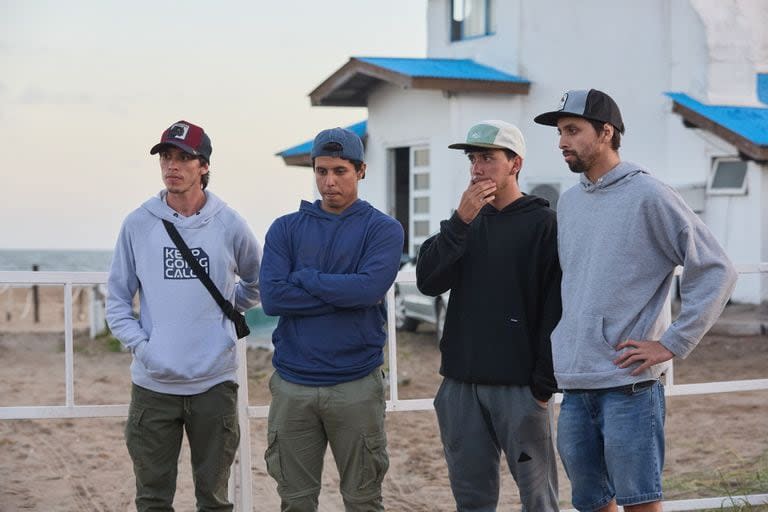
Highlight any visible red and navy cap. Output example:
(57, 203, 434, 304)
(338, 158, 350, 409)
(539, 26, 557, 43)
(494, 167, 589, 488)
(150, 120, 212, 162)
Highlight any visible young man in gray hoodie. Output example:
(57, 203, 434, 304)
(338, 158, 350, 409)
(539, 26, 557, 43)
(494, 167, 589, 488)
(107, 120, 261, 511)
(534, 90, 737, 512)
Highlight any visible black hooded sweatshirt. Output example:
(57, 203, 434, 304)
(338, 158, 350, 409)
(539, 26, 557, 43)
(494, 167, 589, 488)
(416, 195, 561, 401)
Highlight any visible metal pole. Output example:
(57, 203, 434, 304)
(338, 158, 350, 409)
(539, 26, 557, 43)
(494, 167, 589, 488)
(386, 286, 399, 406)
(64, 282, 74, 407)
(235, 340, 253, 511)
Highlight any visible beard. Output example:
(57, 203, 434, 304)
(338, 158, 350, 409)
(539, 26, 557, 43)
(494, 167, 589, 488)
(563, 151, 590, 174)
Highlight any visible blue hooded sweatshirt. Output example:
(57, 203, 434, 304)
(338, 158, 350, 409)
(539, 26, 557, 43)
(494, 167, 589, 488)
(106, 190, 262, 395)
(260, 199, 404, 386)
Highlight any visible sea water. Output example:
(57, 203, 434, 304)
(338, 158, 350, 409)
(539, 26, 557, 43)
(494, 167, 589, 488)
(0, 249, 277, 348)
(0, 249, 113, 272)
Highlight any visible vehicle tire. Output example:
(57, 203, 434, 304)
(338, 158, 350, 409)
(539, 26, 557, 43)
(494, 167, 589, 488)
(435, 299, 447, 344)
(394, 288, 418, 331)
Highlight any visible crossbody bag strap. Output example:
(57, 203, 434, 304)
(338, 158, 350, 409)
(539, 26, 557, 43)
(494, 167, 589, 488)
(162, 219, 250, 338)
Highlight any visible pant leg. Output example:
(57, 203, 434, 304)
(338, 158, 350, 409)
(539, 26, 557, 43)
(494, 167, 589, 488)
(481, 385, 559, 512)
(185, 381, 240, 512)
(265, 372, 328, 512)
(433, 378, 501, 512)
(323, 370, 389, 512)
(125, 384, 184, 512)
(556, 392, 614, 512)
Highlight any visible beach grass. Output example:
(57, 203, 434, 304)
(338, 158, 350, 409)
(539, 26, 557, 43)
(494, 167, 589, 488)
(664, 450, 768, 510)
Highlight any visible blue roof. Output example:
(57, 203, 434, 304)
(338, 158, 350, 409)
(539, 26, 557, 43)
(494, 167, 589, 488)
(759, 73, 768, 105)
(665, 92, 768, 145)
(356, 57, 529, 83)
(276, 121, 367, 157)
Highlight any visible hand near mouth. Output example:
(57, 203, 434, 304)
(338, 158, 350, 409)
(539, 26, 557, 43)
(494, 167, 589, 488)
(456, 178, 497, 224)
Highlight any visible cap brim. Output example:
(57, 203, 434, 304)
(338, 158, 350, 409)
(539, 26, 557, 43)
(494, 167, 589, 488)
(533, 111, 578, 126)
(448, 142, 509, 151)
(150, 141, 198, 156)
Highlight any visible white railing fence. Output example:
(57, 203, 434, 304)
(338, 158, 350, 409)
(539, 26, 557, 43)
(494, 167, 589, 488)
(0, 265, 766, 511)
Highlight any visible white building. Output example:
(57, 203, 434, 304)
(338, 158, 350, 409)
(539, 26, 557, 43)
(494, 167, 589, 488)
(278, 0, 768, 304)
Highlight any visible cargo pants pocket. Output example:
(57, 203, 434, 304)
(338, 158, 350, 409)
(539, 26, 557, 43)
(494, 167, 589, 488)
(358, 431, 389, 491)
(264, 429, 284, 485)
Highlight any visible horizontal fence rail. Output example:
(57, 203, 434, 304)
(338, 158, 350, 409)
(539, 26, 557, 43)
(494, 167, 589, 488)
(0, 265, 766, 511)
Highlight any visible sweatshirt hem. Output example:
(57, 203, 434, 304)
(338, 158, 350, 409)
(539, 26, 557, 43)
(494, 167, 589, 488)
(131, 369, 237, 395)
(555, 363, 669, 390)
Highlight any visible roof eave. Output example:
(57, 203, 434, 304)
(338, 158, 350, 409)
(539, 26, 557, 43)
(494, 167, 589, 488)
(410, 77, 530, 95)
(671, 100, 768, 162)
(310, 58, 412, 107)
(281, 154, 312, 167)
(309, 57, 530, 107)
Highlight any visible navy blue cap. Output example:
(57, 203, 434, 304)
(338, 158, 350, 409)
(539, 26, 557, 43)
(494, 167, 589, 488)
(310, 127, 365, 162)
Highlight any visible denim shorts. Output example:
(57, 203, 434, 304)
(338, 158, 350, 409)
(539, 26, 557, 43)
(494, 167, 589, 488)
(557, 381, 665, 511)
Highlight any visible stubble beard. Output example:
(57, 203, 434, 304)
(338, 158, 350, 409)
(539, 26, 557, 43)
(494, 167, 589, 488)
(567, 156, 588, 174)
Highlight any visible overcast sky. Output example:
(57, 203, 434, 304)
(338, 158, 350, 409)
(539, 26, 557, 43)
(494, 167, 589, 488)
(0, 1, 427, 249)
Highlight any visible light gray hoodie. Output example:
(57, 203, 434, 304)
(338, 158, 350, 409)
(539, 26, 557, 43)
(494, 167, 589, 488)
(553, 161, 737, 389)
(107, 190, 261, 395)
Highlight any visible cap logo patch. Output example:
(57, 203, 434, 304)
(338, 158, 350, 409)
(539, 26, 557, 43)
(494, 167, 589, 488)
(466, 124, 500, 144)
(168, 123, 190, 140)
(557, 93, 568, 111)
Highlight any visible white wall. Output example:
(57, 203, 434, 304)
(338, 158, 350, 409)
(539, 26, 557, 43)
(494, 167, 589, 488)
(426, 0, 713, 194)
(703, 163, 766, 303)
(418, 0, 767, 302)
(691, 0, 768, 105)
(361, 82, 533, 242)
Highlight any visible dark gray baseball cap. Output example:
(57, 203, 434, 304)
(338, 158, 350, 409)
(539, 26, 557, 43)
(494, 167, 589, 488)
(534, 89, 625, 134)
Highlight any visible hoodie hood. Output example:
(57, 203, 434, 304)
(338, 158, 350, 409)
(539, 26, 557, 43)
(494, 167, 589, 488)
(298, 198, 371, 220)
(580, 161, 648, 193)
(480, 193, 550, 216)
(141, 190, 227, 228)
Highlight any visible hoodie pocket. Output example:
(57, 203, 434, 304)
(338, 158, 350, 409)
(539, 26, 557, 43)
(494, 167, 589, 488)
(552, 314, 618, 374)
(138, 320, 236, 383)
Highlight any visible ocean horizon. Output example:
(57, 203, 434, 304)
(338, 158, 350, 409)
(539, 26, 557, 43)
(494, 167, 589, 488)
(0, 249, 114, 272)
(0, 249, 277, 346)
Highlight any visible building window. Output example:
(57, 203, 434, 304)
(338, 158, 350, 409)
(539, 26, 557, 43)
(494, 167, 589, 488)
(451, 0, 494, 41)
(414, 173, 430, 190)
(414, 148, 430, 167)
(707, 157, 748, 195)
(414, 197, 430, 214)
(413, 220, 431, 237)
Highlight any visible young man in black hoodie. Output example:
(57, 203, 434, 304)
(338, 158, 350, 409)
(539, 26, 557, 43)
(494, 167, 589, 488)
(417, 120, 561, 511)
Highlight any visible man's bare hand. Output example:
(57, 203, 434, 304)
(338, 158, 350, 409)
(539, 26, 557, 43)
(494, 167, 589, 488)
(613, 339, 674, 376)
(456, 179, 497, 224)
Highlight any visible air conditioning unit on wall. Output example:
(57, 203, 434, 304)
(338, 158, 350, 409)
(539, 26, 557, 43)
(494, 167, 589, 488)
(527, 183, 561, 211)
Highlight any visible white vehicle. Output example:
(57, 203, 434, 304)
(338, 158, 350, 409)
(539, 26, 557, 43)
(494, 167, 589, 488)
(394, 259, 449, 342)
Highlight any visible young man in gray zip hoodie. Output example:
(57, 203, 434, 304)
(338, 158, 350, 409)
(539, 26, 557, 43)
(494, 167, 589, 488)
(534, 90, 737, 512)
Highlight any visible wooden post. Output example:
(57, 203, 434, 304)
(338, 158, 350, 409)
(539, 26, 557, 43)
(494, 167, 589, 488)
(32, 264, 40, 323)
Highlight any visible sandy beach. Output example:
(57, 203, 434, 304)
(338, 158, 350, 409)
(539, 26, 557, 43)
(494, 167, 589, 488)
(0, 289, 766, 511)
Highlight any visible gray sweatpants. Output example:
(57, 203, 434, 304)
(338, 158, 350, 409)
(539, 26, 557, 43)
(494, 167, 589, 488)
(433, 378, 559, 512)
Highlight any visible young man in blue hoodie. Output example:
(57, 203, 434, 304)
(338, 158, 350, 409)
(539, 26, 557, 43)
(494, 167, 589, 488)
(260, 127, 404, 511)
(107, 120, 262, 512)
(534, 90, 737, 512)
(416, 120, 561, 511)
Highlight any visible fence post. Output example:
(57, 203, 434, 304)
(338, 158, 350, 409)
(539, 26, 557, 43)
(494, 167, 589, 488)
(32, 264, 40, 323)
